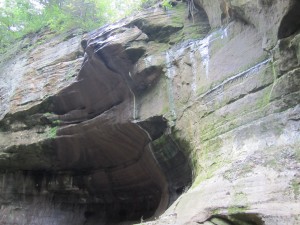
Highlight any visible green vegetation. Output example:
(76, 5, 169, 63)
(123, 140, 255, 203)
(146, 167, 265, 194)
(47, 126, 58, 139)
(162, 0, 172, 9)
(227, 191, 249, 214)
(0, 0, 158, 53)
(228, 205, 250, 214)
(291, 179, 300, 199)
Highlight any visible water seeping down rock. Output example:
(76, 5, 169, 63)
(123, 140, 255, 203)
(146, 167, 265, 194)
(0, 0, 300, 224)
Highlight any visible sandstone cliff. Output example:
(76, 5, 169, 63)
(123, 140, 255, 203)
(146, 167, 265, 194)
(0, 0, 299, 225)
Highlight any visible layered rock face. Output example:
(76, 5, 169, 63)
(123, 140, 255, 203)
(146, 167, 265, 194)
(0, 0, 299, 224)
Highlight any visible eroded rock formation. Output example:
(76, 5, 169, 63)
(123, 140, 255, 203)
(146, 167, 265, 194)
(0, 0, 299, 224)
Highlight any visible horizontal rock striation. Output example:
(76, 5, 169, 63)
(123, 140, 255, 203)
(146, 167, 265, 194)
(0, 0, 299, 224)
(0, 3, 200, 224)
(138, 0, 300, 225)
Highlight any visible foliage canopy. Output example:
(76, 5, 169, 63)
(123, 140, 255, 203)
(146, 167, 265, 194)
(0, 0, 158, 52)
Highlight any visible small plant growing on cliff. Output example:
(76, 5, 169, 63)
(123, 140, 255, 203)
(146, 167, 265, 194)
(162, 0, 172, 9)
(47, 126, 57, 139)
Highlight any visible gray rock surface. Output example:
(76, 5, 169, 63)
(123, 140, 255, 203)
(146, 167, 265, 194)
(0, 0, 299, 224)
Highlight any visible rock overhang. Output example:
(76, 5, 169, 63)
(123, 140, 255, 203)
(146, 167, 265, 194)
(0, 0, 299, 224)
(0, 1, 204, 223)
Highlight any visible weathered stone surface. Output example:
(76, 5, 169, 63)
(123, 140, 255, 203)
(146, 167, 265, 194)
(135, 1, 300, 225)
(0, 3, 198, 224)
(0, 0, 299, 224)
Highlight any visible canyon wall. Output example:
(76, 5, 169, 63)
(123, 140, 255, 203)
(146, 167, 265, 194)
(0, 0, 299, 224)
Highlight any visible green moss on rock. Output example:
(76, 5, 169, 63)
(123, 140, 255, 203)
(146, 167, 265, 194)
(47, 126, 58, 139)
(291, 179, 300, 199)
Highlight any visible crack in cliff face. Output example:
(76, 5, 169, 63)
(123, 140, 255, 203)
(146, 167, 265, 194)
(197, 214, 265, 225)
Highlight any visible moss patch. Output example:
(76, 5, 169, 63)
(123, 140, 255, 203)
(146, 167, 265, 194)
(2, 140, 55, 170)
(228, 191, 250, 214)
(291, 179, 300, 199)
(47, 126, 58, 139)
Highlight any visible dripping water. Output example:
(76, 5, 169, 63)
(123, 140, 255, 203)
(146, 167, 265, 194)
(188, 26, 230, 86)
(144, 56, 153, 68)
(189, 43, 198, 96)
(163, 26, 230, 113)
(1, 171, 6, 198)
(221, 26, 228, 39)
(132, 89, 137, 120)
(197, 36, 210, 79)
(165, 52, 176, 121)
